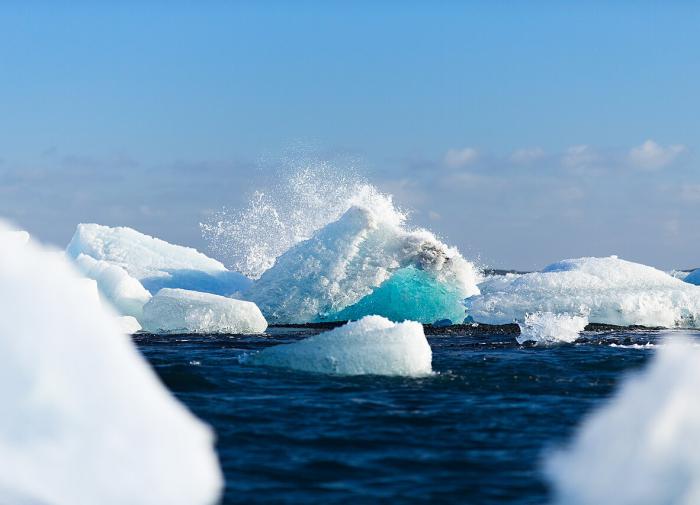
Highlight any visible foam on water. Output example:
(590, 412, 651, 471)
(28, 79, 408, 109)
(0, 221, 222, 505)
(516, 311, 588, 345)
(468, 256, 700, 328)
(546, 337, 700, 505)
(246, 315, 432, 376)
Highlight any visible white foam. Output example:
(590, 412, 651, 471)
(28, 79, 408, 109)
(0, 221, 222, 505)
(467, 256, 700, 328)
(67, 223, 251, 296)
(74, 253, 152, 319)
(546, 337, 700, 505)
(517, 312, 588, 345)
(141, 288, 268, 334)
(247, 315, 432, 376)
(246, 202, 481, 324)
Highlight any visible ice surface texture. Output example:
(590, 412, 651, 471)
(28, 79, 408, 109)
(684, 269, 700, 285)
(0, 222, 222, 505)
(67, 223, 251, 296)
(547, 338, 700, 505)
(142, 288, 268, 334)
(248, 315, 432, 376)
(467, 256, 700, 328)
(247, 203, 481, 324)
(516, 311, 588, 345)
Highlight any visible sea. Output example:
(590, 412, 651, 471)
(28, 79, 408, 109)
(134, 325, 691, 504)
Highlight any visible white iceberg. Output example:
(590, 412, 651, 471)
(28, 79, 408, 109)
(246, 200, 481, 324)
(0, 221, 222, 505)
(141, 288, 268, 334)
(2, 229, 30, 245)
(247, 315, 432, 376)
(516, 312, 588, 345)
(74, 253, 152, 319)
(546, 338, 700, 505)
(67, 223, 251, 296)
(466, 256, 700, 328)
(118, 315, 142, 334)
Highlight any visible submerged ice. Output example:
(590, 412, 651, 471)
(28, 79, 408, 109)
(141, 288, 268, 334)
(0, 221, 222, 505)
(467, 256, 700, 328)
(247, 315, 432, 376)
(246, 199, 480, 324)
(546, 337, 700, 505)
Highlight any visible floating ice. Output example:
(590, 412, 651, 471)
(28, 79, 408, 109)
(246, 202, 481, 324)
(141, 288, 268, 334)
(684, 269, 700, 285)
(0, 221, 222, 505)
(118, 315, 142, 334)
(247, 315, 432, 376)
(74, 253, 152, 319)
(467, 256, 700, 328)
(2, 229, 30, 245)
(516, 311, 588, 345)
(67, 223, 251, 296)
(546, 337, 700, 505)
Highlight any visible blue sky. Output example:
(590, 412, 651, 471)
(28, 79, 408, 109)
(1, 2, 698, 270)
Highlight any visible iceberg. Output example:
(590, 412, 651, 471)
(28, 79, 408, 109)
(516, 311, 588, 345)
(67, 223, 251, 296)
(246, 203, 481, 324)
(0, 221, 222, 505)
(74, 253, 152, 319)
(118, 315, 142, 334)
(467, 256, 700, 328)
(684, 268, 700, 285)
(247, 315, 432, 376)
(2, 229, 30, 245)
(141, 288, 268, 334)
(546, 338, 700, 505)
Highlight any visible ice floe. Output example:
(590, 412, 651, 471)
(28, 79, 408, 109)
(0, 221, 222, 505)
(467, 256, 700, 328)
(246, 201, 481, 324)
(247, 315, 432, 376)
(517, 312, 588, 345)
(67, 223, 251, 296)
(546, 337, 700, 505)
(141, 288, 268, 334)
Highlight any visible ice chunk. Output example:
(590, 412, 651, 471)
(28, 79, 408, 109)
(0, 221, 222, 505)
(67, 223, 252, 296)
(1, 229, 30, 245)
(546, 337, 700, 505)
(516, 311, 588, 345)
(247, 315, 432, 376)
(141, 288, 268, 334)
(118, 315, 142, 334)
(247, 204, 481, 323)
(684, 268, 700, 285)
(466, 256, 700, 328)
(74, 254, 152, 318)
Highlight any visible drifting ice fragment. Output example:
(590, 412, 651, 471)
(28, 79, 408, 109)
(67, 223, 251, 296)
(0, 221, 222, 505)
(516, 312, 588, 345)
(248, 315, 432, 376)
(467, 256, 700, 328)
(546, 337, 700, 505)
(141, 288, 268, 334)
(247, 203, 481, 323)
(74, 253, 152, 319)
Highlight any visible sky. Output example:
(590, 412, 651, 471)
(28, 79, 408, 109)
(1, 2, 699, 270)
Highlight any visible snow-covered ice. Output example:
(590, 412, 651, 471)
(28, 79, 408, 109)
(467, 256, 700, 328)
(247, 315, 432, 376)
(246, 198, 481, 324)
(516, 311, 588, 345)
(67, 223, 251, 296)
(141, 288, 268, 334)
(0, 221, 222, 505)
(74, 253, 152, 319)
(546, 337, 700, 505)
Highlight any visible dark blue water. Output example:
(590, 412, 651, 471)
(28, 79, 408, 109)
(134, 328, 686, 504)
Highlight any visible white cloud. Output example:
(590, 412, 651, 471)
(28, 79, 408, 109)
(444, 147, 478, 168)
(680, 184, 700, 203)
(510, 147, 545, 164)
(628, 140, 686, 171)
(562, 145, 598, 170)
